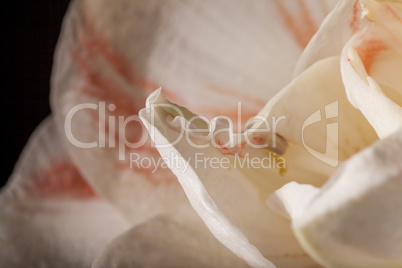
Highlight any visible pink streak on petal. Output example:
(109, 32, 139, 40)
(355, 39, 388, 72)
(29, 160, 98, 200)
(72, 18, 178, 185)
(350, 0, 360, 34)
(273, 0, 319, 48)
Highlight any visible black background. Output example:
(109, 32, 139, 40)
(1, 1, 71, 187)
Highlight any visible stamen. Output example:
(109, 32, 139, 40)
(263, 133, 289, 156)
(263, 149, 288, 176)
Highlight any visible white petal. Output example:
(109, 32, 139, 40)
(257, 56, 377, 165)
(51, 0, 336, 223)
(266, 182, 319, 221)
(360, 0, 402, 43)
(271, 127, 402, 267)
(295, 0, 365, 76)
(295, 0, 402, 138)
(93, 204, 250, 268)
(140, 90, 324, 268)
(0, 117, 129, 267)
(139, 53, 383, 267)
(61, 0, 337, 118)
(52, 1, 188, 223)
(341, 45, 402, 139)
(339, 1, 402, 138)
(295, 0, 402, 77)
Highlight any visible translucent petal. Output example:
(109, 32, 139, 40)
(295, 0, 402, 138)
(341, 46, 402, 138)
(51, 0, 336, 223)
(93, 204, 250, 268)
(295, 0, 364, 75)
(139, 51, 386, 266)
(0, 117, 129, 267)
(256, 56, 377, 166)
(273, 128, 402, 267)
(140, 90, 326, 268)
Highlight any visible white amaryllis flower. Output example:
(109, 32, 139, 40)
(140, 0, 402, 268)
(0, 1, 336, 267)
(0, 1, 400, 268)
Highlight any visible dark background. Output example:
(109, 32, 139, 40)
(0, 1, 71, 187)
